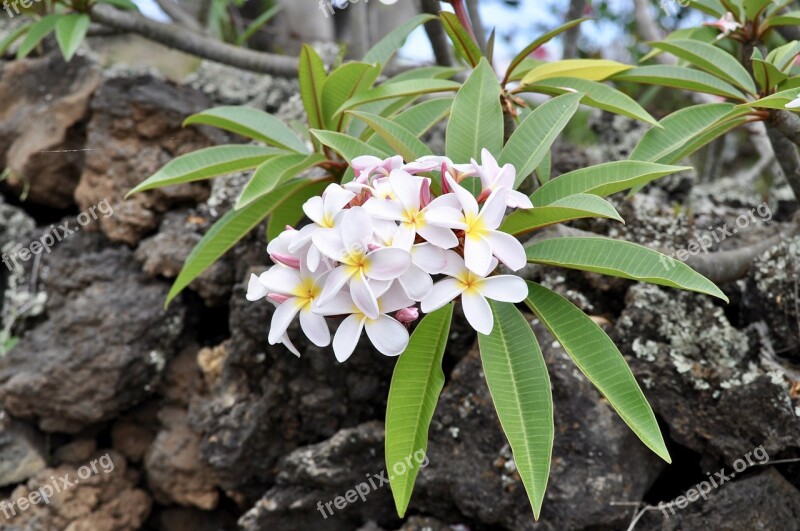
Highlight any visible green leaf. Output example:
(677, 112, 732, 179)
(16, 15, 59, 59)
(299, 45, 328, 146)
(687, 0, 725, 16)
(744, 0, 775, 20)
(322, 62, 381, 131)
(499, 92, 583, 188)
(531, 161, 691, 205)
(166, 179, 330, 306)
(446, 59, 503, 164)
(524, 77, 659, 126)
(236, 153, 326, 209)
(500, 194, 623, 235)
(525, 237, 728, 301)
(365, 98, 453, 151)
(266, 180, 329, 240)
(766, 40, 800, 72)
(386, 304, 453, 518)
(337, 79, 461, 116)
(536, 149, 552, 185)
(524, 282, 671, 463)
(611, 65, 747, 101)
(55, 13, 90, 62)
(752, 56, 788, 91)
(364, 13, 436, 67)
(479, 301, 553, 520)
(310, 130, 390, 163)
(184, 106, 309, 153)
(0, 24, 30, 57)
(236, 4, 281, 45)
(649, 39, 757, 94)
(348, 111, 432, 161)
(744, 88, 800, 109)
(504, 17, 590, 85)
(127, 145, 282, 196)
(767, 10, 800, 26)
(440, 11, 483, 67)
(522, 59, 631, 85)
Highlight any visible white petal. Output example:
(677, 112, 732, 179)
(479, 188, 509, 230)
(442, 250, 468, 277)
(389, 169, 421, 212)
(365, 315, 410, 356)
(268, 298, 304, 344)
(379, 280, 416, 313)
(416, 223, 458, 249)
(363, 198, 405, 221)
(421, 278, 462, 313)
(302, 196, 326, 226)
(398, 264, 433, 300)
(446, 173, 479, 218)
(246, 273, 269, 301)
(392, 223, 416, 251)
(306, 244, 322, 272)
(279, 333, 301, 357)
(507, 190, 533, 209)
(259, 266, 303, 294)
(787, 97, 800, 109)
(364, 247, 411, 281)
(333, 314, 366, 362)
(351, 272, 380, 319)
(352, 155, 384, 170)
(369, 279, 393, 299)
(464, 235, 494, 276)
(479, 275, 528, 303)
(341, 207, 373, 257)
(485, 230, 527, 272)
(323, 184, 356, 219)
(424, 206, 468, 230)
(317, 266, 354, 306)
(315, 291, 356, 316)
(425, 192, 461, 211)
(462, 291, 493, 335)
(312, 229, 347, 262)
(411, 243, 447, 274)
(299, 308, 331, 347)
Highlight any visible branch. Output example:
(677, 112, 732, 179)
(767, 121, 800, 201)
(89, 4, 298, 77)
(562, 0, 587, 59)
(419, 0, 453, 66)
(772, 109, 800, 146)
(153, 0, 202, 32)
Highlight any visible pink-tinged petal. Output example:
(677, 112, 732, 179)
(299, 308, 331, 347)
(341, 207, 373, 257)
(421, 278, 463, 313)
(379, 281, 416, 313)
(416, 223, 458, 249)
(312, 230, 347, 262)
(479, 275, 527, 303)
(461, 291, 493, 335)
(333, 314, 366, 363)
(365, 315, 410, 356)
(363, 197, 405, 221)
(507, 190, 533, 209)
(364, 247, 411, 281)
(271, 252, 300, 269)
(425, 193, 461, 211)
(479, 188, 510, 230)
(323, 184, 356, 218)
(480, 148, 500, 175)
(268, 293, 292, 304)
(392, 223, 416, 252)
(287, 223, 316, 253)
(398, 264, 433, 300)
(351, 272, 380, 319)
(485, 230, 527, 272)
(419, 178, 432, 207)
(317, 266, 354, 306)
(446, 173, 479, 218)
(268, 298, 304, 344)
(315, 291, 356, 316)
(279, 333, 301, 357)
(389, 169, 421, 212)
(403, 160, 439, 174)
(246, 273, 269, 301)
(424, 206, 468, 230)
(352, 155, 384, 171)
(464, 235, 494, 276)
(411, 243, 447, 274)
(302, 196, 326, 226)
(259, 266, 303, 294)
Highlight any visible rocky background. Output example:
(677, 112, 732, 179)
(1, 44, 799, 531)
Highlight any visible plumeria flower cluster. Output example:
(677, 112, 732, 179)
(247, 150, 532, 362)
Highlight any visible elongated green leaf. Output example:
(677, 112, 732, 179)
(751, 57, 787, 91)
(166, 179, 330, 305)
(236, 4, 281, 45)
(55, 14, 90, 62)
(365, 98, 453, 151)
(504, 18, 589, 85)
(364, 14, 435, 67)
(524, 282, 670, 463)
(236, 153, 325, 209)
(0, 24, 29, 56)
(744, 0, 775, 20)
(299, 45, 327, 145)
(688, 0, 725, 16)
(525, 237, 728, 301)
(524, 77, 658, 126)
(610, 65, 747, 101)
(127, 145, 281, 196)
(310, 130, 390, 163)
(744, 88, 800, 110)
(386, 304, 453, 518)
(446, 59, 503, 164)
(348, 111, 432, 161)
(767, 10, 800, 26)
(440, 11, 483, 67)
(479, 301, 553, 520)
(266, 180, 329, 240)
(537, 149, 552, 185)
(767, 41, 800, 72)
(184, 106, 309, 153)
(499, 92, 582, 188)
(649, 40, 756, 94)
(337, 79, 461, 116)
(532, 161, 690, 205)
(522, 59, 631, 85)
(17, 15, 59, 59)
(322, 62, 381, 132)
(500, 194, 623, 235)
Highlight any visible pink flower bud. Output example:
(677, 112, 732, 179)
(420, 179, 433, 207)
(396, 307, 420, 325)
(270, 252, 301, 269)
(441, 164, 452, 194)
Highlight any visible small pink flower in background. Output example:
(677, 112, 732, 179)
(704, 12, 741, 39)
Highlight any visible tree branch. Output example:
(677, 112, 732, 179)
(772, 109, 800, 146)
(153, 0, 202, 32)
(89, 4, 298, 77)
(767, 121, 800, 201)
(419, 0, 453, 67)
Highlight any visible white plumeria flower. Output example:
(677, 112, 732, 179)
(313, 206, 411, 319)
(247, 260, 332, 350)
(426, 173, 527, 276)
(351, 155, 439, 184)
(421, 252, 528, 335)
(317, 282, 414, 362)
(364, 170, 461, 251)
(704, 12, 741, 39)
(472, 149, 533, 209)
(288, 184, 355, 271)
